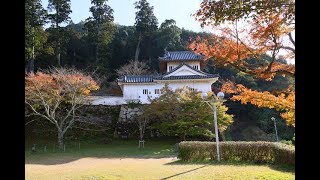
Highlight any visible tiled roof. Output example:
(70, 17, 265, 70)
(118, 75, 154, 83)
(117, 64, 218, 83)
(154, 74, 218, 80)
(159, 51, 205, 61)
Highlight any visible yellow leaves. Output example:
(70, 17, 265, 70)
(207, 91, 213, 97)
(281, 111, 295, 127)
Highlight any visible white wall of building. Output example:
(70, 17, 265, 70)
(123, 83, 163, 103)
(167, 61, 200, 72)
(122, 78, 217, 104)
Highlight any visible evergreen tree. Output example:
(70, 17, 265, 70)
(47, 0, 72, 66)
(156, 19, 182, 51)
(134, 0, 158, 62)
(25, 0, 48, 72)
(84, 0, 115, 65)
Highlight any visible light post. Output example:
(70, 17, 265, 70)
(202, 91, 225, 162)
(271, 117, 279, 142)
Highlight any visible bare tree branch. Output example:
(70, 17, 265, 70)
(281, 46, 295, 53)
(288, 32, 295, 46)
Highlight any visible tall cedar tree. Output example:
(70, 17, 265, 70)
(25, 0, 48, 72)
(85, 0, 115, 65)
(47, 0, 72, 66)
(156, 19, 183, 51)
(134, 0, 158, 62)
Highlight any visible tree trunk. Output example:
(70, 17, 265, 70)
(96, 44, 99, 64)
(56, 41, 61, 67)
(28, 59, 35, 73)
(134, 34, 141, 61)
(96, 24, 101, 64)
(181, 133, 186, 141)
(56, 20, 61, 67)
(58, 130, 64, 150)
(27, 28, 35, 73)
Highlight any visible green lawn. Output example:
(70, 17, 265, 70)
(25, 138, 294, 180)
(25, 137, 178, 163)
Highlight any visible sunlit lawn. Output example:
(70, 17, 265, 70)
(25, 138, 294, 180)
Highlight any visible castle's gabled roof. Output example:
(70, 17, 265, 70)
(159, 51, 205, 61)
(117, 75, 154, 83)
(154, 74, 218, 81)
(117, 63, 218, 83)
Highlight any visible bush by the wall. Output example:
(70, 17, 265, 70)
(178, 141, 294, 166)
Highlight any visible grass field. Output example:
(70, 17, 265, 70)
(25, 137, 295, 180)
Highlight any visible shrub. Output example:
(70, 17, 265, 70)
(178, 141, 294, 166)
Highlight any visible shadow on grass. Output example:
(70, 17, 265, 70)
(160, 165, 208, 180)
(164, 160, 295, 173)
(25, 152, 178, 165)
(25, 138, 179, 165)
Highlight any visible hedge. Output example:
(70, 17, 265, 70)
(178, 141, 294, 166)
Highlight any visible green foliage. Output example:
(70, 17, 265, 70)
(195, 0, 295, 26)
(280, 140, 293, 146)
(144, 85, 233, 140)
(25, 0, 48, 71)
(178, 141, 295, 166)
(127, 99, 143, 109)
(133, 0, 159, 63)
(47, 0, 72, 26)
(156, 19, 182, 50)
(84, 0, 116, 65)
(134, 0, 158, 37)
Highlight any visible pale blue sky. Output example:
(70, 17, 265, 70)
(41, 0, 211, 32)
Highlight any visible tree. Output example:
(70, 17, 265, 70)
(25, 0, 48, 73)
(25, 68, 99, 149)
(47, 0, 72, 66)
(116, 59, 151, 76)
(222, 81, 295, 127)
(156, 19, 182, 50)
(134, 0, 158, 61)
(84, 0, 116, 64)
(190, 0, 295, 126)
(144, 85, 233, 141)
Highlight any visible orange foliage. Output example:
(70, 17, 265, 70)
(189, 12, 295, 80)
(191, 0, 295, 127)
(222, 81, 295, 127)
(25, 68, 99, 105)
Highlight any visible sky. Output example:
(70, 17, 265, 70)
(41, 0, 211, 32)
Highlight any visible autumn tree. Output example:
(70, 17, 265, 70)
(190, 0, 295, 126)
(47, 0, 72, 66)
(144, 85, 233, 141)
(25, 68, 99, 149)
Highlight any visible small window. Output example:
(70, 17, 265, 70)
(192, 65, 199, 70)
(189, 88, 195, 92)
(169, 66, 174, 71)
(155, 89, 160, 94)
(143, 89, 148, 94)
